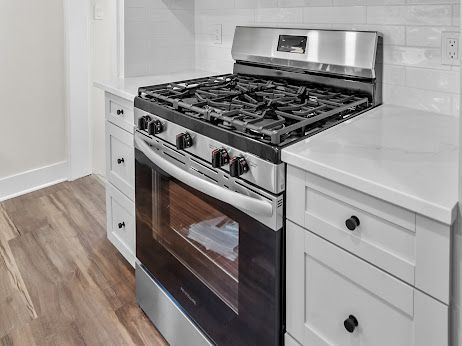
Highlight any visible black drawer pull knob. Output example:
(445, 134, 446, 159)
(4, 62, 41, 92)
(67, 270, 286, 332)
(118, 222, 125, 229)
(116, 109, 124, 115)
(117, 158, 125, 164)
(344, 315, 358, 333)
(345, 216, 360, 231)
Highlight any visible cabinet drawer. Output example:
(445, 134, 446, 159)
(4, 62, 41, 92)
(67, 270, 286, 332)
(286, 165, 451, 304)
(106, 122, 134, 200)
(286, 221, 448, 346)
(106, 183, 135, 267)
(306, 184, 415, 284)
(105, 92, 134, 133)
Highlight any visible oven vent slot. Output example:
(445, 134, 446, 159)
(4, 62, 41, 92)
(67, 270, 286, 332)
(190, 157, 218, 177)
(190, 167, 218, 184)
(164, 152, 186, 167)
(162, 142, 185, 157)
(277, 200, 283, 208)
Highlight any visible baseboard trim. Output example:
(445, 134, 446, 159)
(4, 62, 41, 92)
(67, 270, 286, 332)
(0, 161, 69, 202)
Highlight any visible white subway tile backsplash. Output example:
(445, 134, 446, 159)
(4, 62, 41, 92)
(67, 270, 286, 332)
(384, 45, 450, 70)
(406, 67, 460, 93)
(384, 84, 453, 115)
(256, 8, 303, 22)
(127, 0, 460, 116)
(366, 0, 404, 4)
(235, 0, 278, 9)
(303, 6, 367, 24)
(331, 24, 405, 45)
(125, 0, 195, 77)
(382, 64, 406, 85)
(125, 7, 146, 21)
(452, 95, 460, 117)
(453, 4, 460, 27)
(406, 26, 459, 48)
(406, 5, 452, 26)
(367, 5, 452, 25)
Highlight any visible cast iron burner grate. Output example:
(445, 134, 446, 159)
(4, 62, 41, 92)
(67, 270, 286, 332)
(138, 74, 370, 145)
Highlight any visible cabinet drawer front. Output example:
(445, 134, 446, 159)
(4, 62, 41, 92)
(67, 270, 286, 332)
(105, 92, 134, 133)
(287, 166, 415, 231)
(286, 221, 448, 346)
(106, 122, 134, 200)
(287, 165, 452, 304)
(306, 187, 415, 284)
(106, 183, 135, 267)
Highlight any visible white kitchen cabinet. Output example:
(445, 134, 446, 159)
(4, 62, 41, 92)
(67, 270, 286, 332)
(106, 182, 135, 267)
(286, 220, 449, 346)
(105, 92, 135, 133)
(287, 165, 451, 304)
(104, 92, 136, 267)
(105, 122, 134, 200)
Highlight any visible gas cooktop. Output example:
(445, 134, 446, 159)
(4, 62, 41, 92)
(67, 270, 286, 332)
(137, 74, 371, 147)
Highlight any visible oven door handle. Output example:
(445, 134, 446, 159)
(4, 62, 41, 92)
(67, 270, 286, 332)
(135, 134, 273, 217)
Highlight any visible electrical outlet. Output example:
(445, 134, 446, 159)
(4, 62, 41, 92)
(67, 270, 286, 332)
(442, 32, 460, 65)
(210, 24, 222, 45)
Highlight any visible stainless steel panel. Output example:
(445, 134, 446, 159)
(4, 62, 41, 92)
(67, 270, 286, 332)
(135, 131, 284, 231)
(135, 133, 274, 217)
(136, 263, 213, 346)
(134, 107, 286, 195)
(232, 26, 381, 79)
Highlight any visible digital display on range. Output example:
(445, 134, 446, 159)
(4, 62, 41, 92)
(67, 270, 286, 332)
(277, 35, 307, 54)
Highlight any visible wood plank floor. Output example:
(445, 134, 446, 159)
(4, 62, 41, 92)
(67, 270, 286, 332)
(0, 176, 167, 346)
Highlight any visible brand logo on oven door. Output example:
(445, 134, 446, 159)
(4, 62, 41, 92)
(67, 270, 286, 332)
(180, 286, 197, 306)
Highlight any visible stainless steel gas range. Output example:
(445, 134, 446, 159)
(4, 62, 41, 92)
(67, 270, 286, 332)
(133, 26, 382, 346)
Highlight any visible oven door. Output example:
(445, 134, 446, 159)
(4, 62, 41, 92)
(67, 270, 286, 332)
(134, 133, 283, 346)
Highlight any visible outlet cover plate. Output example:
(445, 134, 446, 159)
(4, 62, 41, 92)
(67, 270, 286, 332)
(210, 24, 222, 45)
(442, 31, 460, 66)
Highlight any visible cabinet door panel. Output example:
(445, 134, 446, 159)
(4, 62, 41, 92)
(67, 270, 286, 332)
(286, 221, 448, 346)
(105, 92, 134, 133)
(106, 122, 134, 200)
(106, 182, 135, 267)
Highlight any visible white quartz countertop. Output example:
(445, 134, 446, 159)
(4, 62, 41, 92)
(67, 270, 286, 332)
(282, 104, 459, 225)
(93, 70, 218, 101)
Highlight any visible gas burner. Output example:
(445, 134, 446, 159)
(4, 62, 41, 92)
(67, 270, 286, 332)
(138, 74, 370, 146)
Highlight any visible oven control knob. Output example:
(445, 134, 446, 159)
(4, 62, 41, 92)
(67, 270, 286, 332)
(148, 119, 163, 135)
(138, 116, 151, 131)
(229, 156, 249, 177)
(211, 148, 230, 168)
(176, 132, 193, 150)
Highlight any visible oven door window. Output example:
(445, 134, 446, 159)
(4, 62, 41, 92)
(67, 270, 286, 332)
(157, 172, 239, 312)
(136, 149, 282, 346)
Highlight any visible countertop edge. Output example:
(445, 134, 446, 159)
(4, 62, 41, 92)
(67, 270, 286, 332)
(93, 81, 135, 101)
(282, 150, 458, 226)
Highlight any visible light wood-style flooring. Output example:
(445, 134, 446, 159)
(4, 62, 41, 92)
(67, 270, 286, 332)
(0, 176, 167, 346)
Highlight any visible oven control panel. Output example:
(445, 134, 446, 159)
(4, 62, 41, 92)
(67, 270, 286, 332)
(135, 108, 286, 195)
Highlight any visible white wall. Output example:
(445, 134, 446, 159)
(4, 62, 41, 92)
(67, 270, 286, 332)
(0, 1, 67, 180)
(195, 0, 460, 116)
(124, 0, 195, 77)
